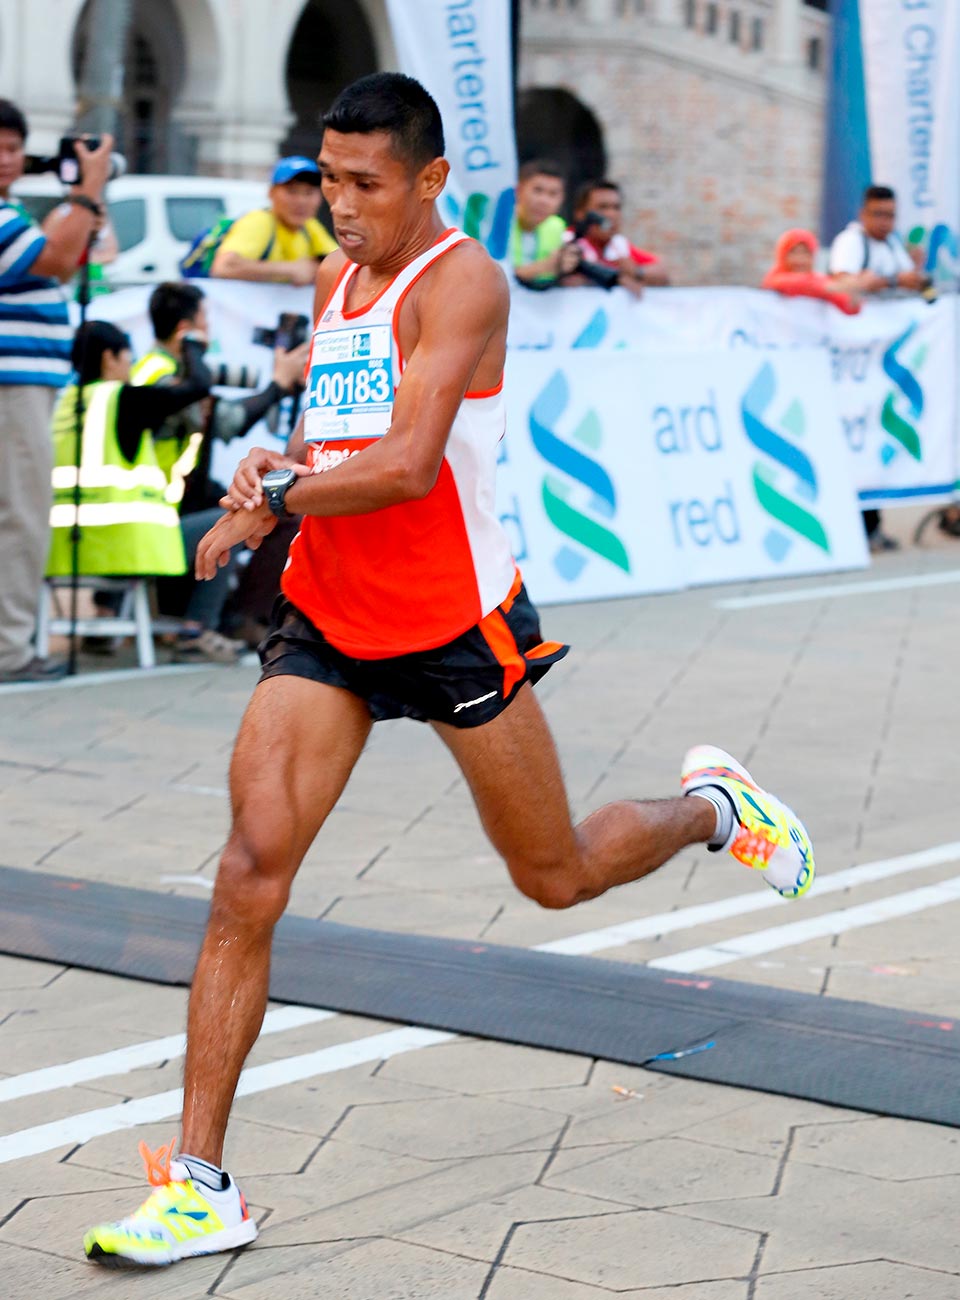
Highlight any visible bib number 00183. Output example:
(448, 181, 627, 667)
(311, 364, 391, 409)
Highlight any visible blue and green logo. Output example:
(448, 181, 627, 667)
(443, 188, 514, 261)
(880, 322, 927, 466)
(741, 362, 830, 562)
(529, 370, 630, 581)
(907, 222, 957, 276)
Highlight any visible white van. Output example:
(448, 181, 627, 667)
(11, 173, 266, 284)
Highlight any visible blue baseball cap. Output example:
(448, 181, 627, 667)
(271, 156, 321, 186)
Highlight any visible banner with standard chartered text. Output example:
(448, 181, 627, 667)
(858, 0, 960, 281)
(508, 285, 959, 507)
(385, 0, 516, 262)
(498, 349, 867, 605)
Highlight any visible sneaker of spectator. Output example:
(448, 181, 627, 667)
(172, 627, 247, 664)
(828, 185, 930, 297)
(0, 656, 67, 684)
(510, 159, 580, 288)
(569, 178, 670, 296)
(763, 229, 861, 314)
(210, 156, 336, 287)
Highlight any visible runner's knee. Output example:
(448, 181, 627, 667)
(213, 831, 294, 929)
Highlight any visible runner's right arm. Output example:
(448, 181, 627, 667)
(220, 250, 348, 510)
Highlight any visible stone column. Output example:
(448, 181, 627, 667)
(647, 0, 683, 26)
(775, 0, 803, 67)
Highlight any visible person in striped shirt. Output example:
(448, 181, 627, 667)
(0, 100, 114, 681)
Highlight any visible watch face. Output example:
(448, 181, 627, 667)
(262, 469, 293, 489)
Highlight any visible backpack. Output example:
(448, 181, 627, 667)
(179, 211, 276, 279)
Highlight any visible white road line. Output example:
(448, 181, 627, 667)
(3, 838, 960, 1163)
(535, 839, 960, 955)
(0, 1027, 451, 1165)
(714, 568, 960, 611)
(0, 1006, 335, 1105)
(650, 874, 960, 973)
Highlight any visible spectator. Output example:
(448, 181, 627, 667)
(129, 282, 309, 662)
(829, 186, 929, 554)
(763, 229, 861, 314)
(570, 178, 671, 294)
(48, 321, 210, 581)
(828, 185, 928, 297)
(510, 159, 579, 288)
(0, 99, 114, 682)
(210, 156, 336, 287)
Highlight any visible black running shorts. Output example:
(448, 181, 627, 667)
(258, 583, 568, 728)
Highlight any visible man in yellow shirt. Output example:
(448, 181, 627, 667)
(211, 156, 337, 287)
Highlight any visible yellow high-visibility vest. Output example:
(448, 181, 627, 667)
(47, 381, 187, 577)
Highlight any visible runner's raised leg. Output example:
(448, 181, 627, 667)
(433, 683, 717, 909)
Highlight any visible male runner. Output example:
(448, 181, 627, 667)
(83, 72, 815, 1268)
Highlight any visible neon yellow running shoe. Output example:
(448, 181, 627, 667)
(84, 1138, 257, 1267)
(681, 744, 815, 899)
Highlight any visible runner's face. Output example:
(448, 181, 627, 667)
(319, 129, 447, 266)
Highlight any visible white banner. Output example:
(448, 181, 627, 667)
(508, 286, 959, 507)
(499, 349, 867, 604)
(859, 0, 960, 279)
(385, 0, 516, 262)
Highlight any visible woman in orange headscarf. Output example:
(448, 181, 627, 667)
(762, 229, 861, 314)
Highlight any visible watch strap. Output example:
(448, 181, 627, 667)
(68, 193, 104, 218)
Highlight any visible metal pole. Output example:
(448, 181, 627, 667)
(74, 0, 134, 138)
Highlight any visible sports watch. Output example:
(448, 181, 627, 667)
(261, 467, 298, 518)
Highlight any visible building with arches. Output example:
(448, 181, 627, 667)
(1, 0, 827, 283)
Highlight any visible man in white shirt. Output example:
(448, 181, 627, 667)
(828, 185, 928, 295)
(829, 186, 930, 553)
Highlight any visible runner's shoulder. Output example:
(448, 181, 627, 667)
(419, 237, 509, 315)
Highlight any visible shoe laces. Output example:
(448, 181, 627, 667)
(139, 1136, 180, 1187)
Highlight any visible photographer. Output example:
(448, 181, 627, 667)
(131, 282, 308, 662)
(48, 320, 212, 579)
(570, 178, 671, 294)
(0, 99, 114, 682)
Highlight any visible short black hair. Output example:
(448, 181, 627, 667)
(148, 281, 205, 342)
(573, 177, 621, 213)
(0, 99, 28, 141)
(864, 185, 896, 204)
(323, 73, 444, 171)
(518, 159, 564, 184)
(72, 320, 131, 385)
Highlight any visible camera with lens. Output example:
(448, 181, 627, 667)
(565, 211, 621, 291)
(252, 312, 311, 351)
(207, 361, 261, 390)
(24, 135, 126, 185)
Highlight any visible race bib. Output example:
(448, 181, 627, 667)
(303, 323, 394, 443)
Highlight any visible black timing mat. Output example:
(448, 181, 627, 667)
(2, 864, 958, 1126)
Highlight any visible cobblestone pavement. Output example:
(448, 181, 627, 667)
(3, 527, 960, 1298)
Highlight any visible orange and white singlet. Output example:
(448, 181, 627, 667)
(282, 229, 517, 659)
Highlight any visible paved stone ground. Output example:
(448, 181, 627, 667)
(3, 513, 960, 1298)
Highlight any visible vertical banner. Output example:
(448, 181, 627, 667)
(858, 0, 960, 280)
(822, 0, 872, 245)
(385, 0, 517, 261)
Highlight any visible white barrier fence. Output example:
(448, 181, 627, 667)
(92, 281, 960, 605)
